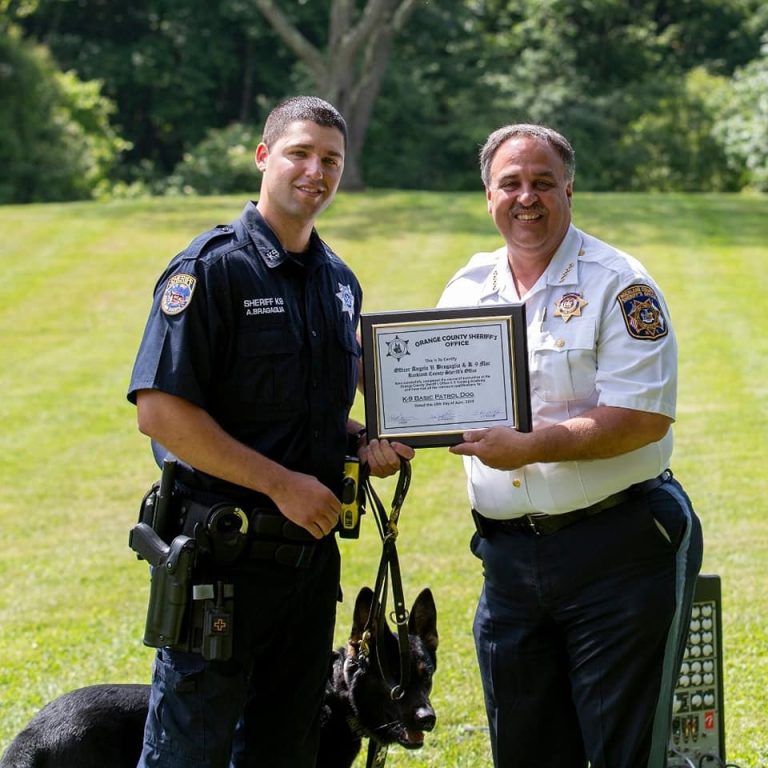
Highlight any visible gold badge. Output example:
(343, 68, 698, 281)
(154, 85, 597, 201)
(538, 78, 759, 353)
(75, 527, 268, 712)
(554, 292, 588, 322)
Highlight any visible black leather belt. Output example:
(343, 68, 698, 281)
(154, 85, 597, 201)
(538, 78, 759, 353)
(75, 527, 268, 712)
(473, 470, 672, 538)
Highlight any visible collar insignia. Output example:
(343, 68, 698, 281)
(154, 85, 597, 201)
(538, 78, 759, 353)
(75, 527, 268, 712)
(554, 292, 588, 322)
(335, 283, 355, 321)
(558, 262, 575, 283)
(161, 273, 196, 315)
(263, 248, 283, 267)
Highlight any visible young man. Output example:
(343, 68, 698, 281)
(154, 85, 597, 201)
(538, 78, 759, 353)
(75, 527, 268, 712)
(128, 96, 411, 768)
(439, 124, 703, 768)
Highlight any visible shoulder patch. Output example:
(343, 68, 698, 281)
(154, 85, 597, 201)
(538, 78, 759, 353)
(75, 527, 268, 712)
(161, 273, 197, 315)
(617, 284, 668, 340)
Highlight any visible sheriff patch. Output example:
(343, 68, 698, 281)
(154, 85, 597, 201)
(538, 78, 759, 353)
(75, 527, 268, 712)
(161, 273, 197, 315)
(617, 284, 668, 340)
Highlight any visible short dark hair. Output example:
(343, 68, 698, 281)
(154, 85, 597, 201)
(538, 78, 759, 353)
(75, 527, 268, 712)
(262, 96, 348, 150)
(480, 124, 575, 187)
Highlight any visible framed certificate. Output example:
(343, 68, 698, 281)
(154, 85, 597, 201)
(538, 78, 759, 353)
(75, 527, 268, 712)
(360, 305, 531, 447)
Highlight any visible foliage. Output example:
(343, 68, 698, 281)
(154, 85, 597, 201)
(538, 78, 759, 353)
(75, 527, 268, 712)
(1, 193, 767, 766)
(362, 0, 768, 192)
(712, 42, 768, 191)
(362, 0, 489, 191)
(11, 0, 290, 180)
(165, 123, 262, 196)
(0, 25, 128, 203)
(3, 0, 768, 195)
(617, 70, 741, 192)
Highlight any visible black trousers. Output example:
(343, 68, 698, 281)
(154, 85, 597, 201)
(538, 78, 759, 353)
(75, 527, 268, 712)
(471, 478, 703, 768)
(138, 536, 341, 768)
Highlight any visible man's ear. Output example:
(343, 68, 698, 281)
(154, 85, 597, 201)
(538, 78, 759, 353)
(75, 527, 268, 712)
(255, 142, 269, 172)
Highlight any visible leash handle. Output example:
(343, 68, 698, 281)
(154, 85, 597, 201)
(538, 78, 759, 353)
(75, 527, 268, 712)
(360, 459, 413, 699)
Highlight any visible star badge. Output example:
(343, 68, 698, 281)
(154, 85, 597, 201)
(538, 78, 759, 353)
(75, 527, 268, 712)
(554, 292, 588, 322)
(335, 283, 355, 321)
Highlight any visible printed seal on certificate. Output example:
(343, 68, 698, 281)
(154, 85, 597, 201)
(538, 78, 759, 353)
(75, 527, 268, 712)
(360, 305, 532, 448)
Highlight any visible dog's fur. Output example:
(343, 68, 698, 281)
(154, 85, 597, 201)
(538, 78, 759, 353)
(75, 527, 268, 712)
(0, 587, 437, 768)
(318, 586, 438, 768)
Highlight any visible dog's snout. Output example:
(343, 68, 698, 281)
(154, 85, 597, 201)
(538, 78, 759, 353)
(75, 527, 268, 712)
(414, 706, 436, 731)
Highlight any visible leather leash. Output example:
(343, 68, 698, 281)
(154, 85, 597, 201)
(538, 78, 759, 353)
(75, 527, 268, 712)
(358, 458, 412, 768)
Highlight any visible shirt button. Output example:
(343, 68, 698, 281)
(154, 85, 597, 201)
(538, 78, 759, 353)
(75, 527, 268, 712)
(313, 430, 320, 438)
(555, 338, 565, 348)
(311, 330, 318, 337)
(512, 479, 521, 488)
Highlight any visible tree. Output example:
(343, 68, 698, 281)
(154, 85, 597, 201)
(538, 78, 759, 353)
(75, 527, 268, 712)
(12, 0, 291, 183)
(0, 24, 127, 202)
(714, 42, 768, 191)
(251, 0, 422, 189)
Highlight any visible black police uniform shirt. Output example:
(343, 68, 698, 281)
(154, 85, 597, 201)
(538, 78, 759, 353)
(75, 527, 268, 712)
(128, 202, 362, 503)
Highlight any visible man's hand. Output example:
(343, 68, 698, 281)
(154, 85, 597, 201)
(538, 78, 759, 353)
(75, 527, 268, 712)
(360, 438, 415, 478)
(449, 428, 530, 470)
(270, 470, 341, 540)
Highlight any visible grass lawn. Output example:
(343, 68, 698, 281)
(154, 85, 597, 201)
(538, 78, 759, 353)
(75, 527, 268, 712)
(0, 190, 766, 766)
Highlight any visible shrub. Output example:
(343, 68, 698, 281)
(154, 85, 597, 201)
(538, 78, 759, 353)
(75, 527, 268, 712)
(0, 25, 129, 203)
(165, 123, 261, 196)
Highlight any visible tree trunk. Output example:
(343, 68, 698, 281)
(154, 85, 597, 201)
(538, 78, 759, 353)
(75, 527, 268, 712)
(252, 0, 420, 190)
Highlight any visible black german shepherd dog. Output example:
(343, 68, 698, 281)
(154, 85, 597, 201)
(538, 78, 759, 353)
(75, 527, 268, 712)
(0, 587, 438, 768)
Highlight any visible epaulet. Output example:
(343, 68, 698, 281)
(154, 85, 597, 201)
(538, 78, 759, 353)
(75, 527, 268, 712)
(183, 223, 236, 261)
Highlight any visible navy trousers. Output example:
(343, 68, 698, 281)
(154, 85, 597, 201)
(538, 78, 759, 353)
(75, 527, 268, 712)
(137, 536, 340, 768)
(471, 477, 702, 768)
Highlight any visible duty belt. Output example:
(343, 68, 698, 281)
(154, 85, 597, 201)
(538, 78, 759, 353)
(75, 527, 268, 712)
(473, 470, 672, 538)
(178, 497, 317, 568)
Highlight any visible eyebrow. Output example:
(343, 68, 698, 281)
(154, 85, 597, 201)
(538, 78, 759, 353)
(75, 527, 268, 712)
(286, 141, 344, 159)
(496, 169, 558, 185)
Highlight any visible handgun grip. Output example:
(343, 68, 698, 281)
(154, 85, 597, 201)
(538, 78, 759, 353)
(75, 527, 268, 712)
(129, 522, 170, 567)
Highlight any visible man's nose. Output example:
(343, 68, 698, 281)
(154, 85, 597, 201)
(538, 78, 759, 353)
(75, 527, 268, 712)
(305, 155, 323, 178)
(517, 184, 539, 206)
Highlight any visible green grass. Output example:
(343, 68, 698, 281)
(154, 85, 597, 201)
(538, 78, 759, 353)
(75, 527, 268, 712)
(1, 191, 766, 766)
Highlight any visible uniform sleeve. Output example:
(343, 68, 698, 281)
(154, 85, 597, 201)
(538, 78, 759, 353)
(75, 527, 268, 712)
(127, 256, 220, 408)
(594, 276, 678, 419)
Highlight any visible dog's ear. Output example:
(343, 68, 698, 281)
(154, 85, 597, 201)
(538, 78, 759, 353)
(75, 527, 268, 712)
(349, 587, 376, 654)
(409, 588, 438, 656)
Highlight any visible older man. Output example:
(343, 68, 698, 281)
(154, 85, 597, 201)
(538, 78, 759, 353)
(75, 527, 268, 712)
(439, 124, 703, 768)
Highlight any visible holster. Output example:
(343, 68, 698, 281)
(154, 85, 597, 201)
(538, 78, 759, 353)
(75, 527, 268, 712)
(130, 459, 237, 661)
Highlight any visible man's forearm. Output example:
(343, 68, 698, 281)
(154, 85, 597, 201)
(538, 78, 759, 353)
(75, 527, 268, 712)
(450, 406, 672, 471)
(529, 406, 672, 463)
(135, 389, 291, 498)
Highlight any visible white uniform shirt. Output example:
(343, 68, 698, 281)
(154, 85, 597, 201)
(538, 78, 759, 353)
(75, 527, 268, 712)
(438, 225, 676, 518)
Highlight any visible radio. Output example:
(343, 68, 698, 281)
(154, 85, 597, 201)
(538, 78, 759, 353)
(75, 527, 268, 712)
(338, 456, 363, 539)
(667, 574, 726, 766)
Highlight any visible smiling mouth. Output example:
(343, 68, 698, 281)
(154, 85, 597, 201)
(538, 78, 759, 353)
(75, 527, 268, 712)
(513, 210, 543, 221)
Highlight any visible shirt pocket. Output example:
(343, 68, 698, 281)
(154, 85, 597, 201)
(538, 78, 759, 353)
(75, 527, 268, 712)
(333, 324, 361, 407)
(235, 327, 303, 407)
(530, 319, 597, 402)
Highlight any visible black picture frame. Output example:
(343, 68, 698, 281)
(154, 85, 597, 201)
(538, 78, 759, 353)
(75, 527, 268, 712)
(360, 304, 531, 448)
